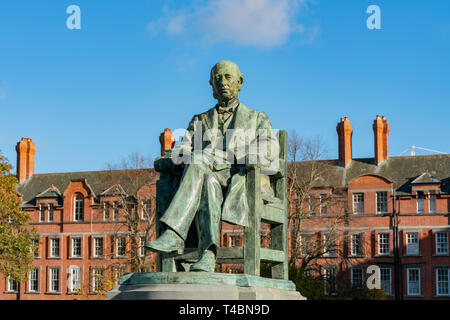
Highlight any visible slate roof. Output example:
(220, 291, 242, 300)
(17, 169, 159, 208)
(290, 154, 450, 196)
(411, 172, 441, 185)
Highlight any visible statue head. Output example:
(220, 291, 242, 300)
(209, 60, 244, 103)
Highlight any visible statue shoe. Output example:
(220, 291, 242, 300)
(190, 250, 216, 272)
(144, 229, 184, 254)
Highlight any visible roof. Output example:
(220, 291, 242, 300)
(290, 154, 450, 196)
(17, 168, 159, 208)
(411, 172, 441, 185)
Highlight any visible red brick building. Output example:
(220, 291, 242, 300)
(0, 138, 158, 300)
(1, 115, 449, 300)
(295, 116, 450, 299)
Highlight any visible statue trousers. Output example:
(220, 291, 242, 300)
(160, 162, 241, 253)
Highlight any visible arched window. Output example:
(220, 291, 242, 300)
(74, 194, 84, 221)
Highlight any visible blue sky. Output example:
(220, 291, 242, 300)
(0, 0, 449, 174)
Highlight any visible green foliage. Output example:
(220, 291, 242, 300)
(0, 150, 38, 282)
(288, 265, 330, 300)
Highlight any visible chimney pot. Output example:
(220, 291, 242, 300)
(336, 117, 353, 167)
(16, 137, 36, 183)
(159, 128, 175, 156)
(373, 115, 390, 165)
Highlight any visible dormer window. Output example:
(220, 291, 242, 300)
(74, 194, 84, 222)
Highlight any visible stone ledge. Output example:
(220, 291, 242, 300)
(108, 272, 305, 300)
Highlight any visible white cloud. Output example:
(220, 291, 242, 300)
(149, 0, 315, 48)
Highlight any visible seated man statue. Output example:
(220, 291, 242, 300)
(145, 60, 279, 272)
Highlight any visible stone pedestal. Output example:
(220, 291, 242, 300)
(107, 272, 305, 300)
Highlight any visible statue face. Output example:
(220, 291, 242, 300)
(210, 61, 243, 102)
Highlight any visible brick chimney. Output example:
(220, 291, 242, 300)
(372, 115, 390, 165)
(159, 128, 175, 156)
(336, 116, 353, 167)
(16, 137, 36, 183)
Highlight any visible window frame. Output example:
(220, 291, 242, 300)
(49, 237, 60, 258)
(28, 267, 39, 293)
(116, 236, 127, 257)
(376, 191, 388, 214)
(407, 267, 421, 296)
(7, 277, 18, 293)
(378, 233, 390, 255)
(436, 268, 450, 296)
(48, 267, 61, 293)
(435, 232, 449, 255)
(417, 191, 425, 214)
(429, 190, 436, 213)
(350, 267, 364, 289)
(352, 193, 364, 214)
(350, 233, 363, 256)
(68, 266, 81, 293)
(93, 236, 104, 258)
(71, 237, 82, 258)
(74, 194, 84, 222)
(406, 232, 419, 255)
(379, 267, 392, 295)
(39, 204, 45, 222)
(48, 203, 54, 222)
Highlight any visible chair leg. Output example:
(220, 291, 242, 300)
(244, 167, 261, 276)
(271, 223, 288, 280)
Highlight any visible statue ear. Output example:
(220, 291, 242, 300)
(209, 79, 213, 86)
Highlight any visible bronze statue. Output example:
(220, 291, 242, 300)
(145, 60, 279, 272)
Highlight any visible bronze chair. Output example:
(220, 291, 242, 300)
(154, 130, 288, 280)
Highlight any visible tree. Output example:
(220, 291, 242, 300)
(0, 149, 38, 297)
(105, 152, 157, 273)
(286, 131, 347, 298)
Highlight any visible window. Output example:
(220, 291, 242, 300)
(94, 237, 104, 257)
(406, 232, 419, 255)
(320, 194, 327, 216)
(378, 233, 390, 255)
(436, 268, 450, 296)
(74, 194, 84, 221)
(323, 234, 336, 257)
(351, 234, 363, 256)
(407, 268, 421, 296)
(48, 204, 54, 222)
(71, 237, 82, 257)
(49, 267, 60, 293)
(50, 238, 60, 258)
(229, 234, 241, 247)
(436, 232, 449, 255)
(116, 237, 126, 256)
(113, 202, 119, 221)
(380, 267, 392, 295)
(417, 191, 424, 214)
(32, 238, 40, 258)
(376, 192, 388, 214)
(39, 204, 45, 222)
(323, 266, 337, 295)
(300, 234, 312, 256)
(92, 269, 103, 293)
(141, 200, 151, 220)
(7, 277, 18, 292)
(351, 267, 364, 289)
(353, 193, 364, 214)
(103, 202, 110, 221)
(139, 238, 145, 257)
(28, 267, 39, 292)
(69, 266, 81, 293)
(429, 191, 436, 213)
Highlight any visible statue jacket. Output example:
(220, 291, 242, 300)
(171, 102, 280, 227)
